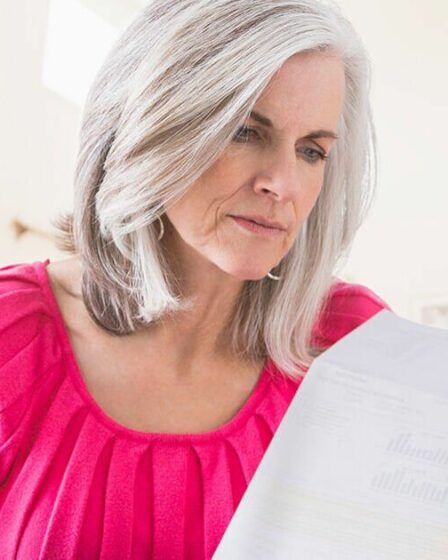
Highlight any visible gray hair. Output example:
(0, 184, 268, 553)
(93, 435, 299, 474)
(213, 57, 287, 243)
(52, 0, 377, 379)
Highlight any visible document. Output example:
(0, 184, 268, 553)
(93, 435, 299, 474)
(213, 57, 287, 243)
(213, 310, 448, 559)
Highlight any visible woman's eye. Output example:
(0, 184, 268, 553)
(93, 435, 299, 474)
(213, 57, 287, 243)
(300, 147, 328, 164)
(232, 126, 259, 142)
(232, 128, 328, 165)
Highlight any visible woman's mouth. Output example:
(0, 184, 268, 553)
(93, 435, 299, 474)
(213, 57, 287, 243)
(229, 216, 284, 237)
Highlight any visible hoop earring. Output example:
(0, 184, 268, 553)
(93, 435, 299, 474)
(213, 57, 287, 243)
(156, 215, 164, 240)
(267, 270, 281, 281)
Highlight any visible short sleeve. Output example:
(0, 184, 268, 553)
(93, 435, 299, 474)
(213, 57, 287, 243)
(0, 261, 62, 483)
(312, 279, 393, 348)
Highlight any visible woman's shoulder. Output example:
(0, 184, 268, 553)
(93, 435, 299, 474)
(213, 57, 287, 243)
(327, 278, 392, 315)
(0, 259, 62, 417)
(0, 259, 53, 350)
(312, 278, 393, 347)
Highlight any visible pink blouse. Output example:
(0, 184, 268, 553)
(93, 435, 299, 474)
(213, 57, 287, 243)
(0, 259, 392, 559)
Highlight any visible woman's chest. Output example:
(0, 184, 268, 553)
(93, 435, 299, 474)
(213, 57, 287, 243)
(70, 330, 265, 434)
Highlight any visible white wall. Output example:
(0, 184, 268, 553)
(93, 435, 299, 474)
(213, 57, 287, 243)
(335, 0, 448, 323)
(0, 0, 80, 263)
(1, 0, 447, 325)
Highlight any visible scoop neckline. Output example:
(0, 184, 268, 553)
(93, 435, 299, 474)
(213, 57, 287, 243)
(35, 258, 274, 443)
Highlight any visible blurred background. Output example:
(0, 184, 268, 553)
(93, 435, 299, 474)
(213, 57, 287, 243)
(1, 0, 447, 326)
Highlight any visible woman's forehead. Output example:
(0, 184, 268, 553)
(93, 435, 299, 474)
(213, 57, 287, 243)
(253, 52, 345, 134)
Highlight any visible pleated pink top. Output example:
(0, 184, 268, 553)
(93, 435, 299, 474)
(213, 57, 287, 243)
(0, 259, 392, 559)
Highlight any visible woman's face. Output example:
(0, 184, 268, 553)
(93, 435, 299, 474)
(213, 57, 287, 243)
(164, 49, 345, 281)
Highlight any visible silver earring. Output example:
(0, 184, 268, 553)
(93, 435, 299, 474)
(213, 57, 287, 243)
(267, 270, 281, 281)
(156, 215, 164, 240)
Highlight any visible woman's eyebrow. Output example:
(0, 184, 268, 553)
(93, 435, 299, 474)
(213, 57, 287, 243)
(249, 110, 339, 140)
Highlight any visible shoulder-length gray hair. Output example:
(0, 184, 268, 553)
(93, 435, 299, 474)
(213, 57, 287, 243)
(52, 0, 377, 380)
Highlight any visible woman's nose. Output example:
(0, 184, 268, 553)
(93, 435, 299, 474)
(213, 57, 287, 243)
(252, 150, 300, 202)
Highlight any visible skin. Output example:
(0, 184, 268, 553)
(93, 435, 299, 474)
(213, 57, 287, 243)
(49, 48, 345, 384)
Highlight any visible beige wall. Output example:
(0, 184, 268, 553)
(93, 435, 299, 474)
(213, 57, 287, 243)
(1, 0, 447, 325)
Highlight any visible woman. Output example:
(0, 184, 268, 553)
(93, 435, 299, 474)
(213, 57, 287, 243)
(0, 0, 392, 558)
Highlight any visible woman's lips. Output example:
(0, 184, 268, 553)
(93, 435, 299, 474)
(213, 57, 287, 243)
(230, 216, 284, 237)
